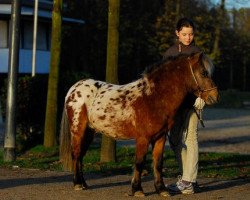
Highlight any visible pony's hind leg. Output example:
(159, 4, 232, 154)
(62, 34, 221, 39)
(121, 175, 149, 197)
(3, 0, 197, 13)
(151, 134, 170, 197)
(70, 106, 93, 190)
(72, 128, 94, 190)
(131, 137, 150, 197)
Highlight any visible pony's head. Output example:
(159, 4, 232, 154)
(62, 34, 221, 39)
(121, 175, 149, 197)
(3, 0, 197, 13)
(187, 52, 219, 105)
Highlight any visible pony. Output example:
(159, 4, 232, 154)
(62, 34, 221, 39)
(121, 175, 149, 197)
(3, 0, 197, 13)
(60, 52, 219, 197)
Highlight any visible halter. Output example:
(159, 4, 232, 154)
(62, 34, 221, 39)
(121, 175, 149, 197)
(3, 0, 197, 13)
(188, 57, 217, 128)
(188, 57, 217, 97)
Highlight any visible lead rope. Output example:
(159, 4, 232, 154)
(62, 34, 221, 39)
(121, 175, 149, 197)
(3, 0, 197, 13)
(194, 94, 205, 128)
(195, 108, 205, 127)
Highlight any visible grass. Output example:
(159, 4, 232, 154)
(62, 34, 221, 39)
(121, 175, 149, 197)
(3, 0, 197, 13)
(0, 145, 249, 179)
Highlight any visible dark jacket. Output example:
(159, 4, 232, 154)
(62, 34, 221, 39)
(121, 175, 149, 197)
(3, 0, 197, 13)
(163, 41, 201, 59)
(163, 41, 202, 109)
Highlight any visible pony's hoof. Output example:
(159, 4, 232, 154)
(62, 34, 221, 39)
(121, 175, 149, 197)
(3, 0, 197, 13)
(74, 184, 88, 190)
(159, 191, 171, 197)
(134, 191, 145, 197)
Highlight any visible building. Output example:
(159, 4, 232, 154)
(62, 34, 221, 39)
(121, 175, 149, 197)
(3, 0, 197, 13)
(0, 0, 84, 74)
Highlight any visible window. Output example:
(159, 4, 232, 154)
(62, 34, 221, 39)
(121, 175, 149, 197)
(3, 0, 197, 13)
(22, 21, 49, 50)
(23, 21, 33, 49)
(0, 20, 8, 48)
(37, 23, 48, 50)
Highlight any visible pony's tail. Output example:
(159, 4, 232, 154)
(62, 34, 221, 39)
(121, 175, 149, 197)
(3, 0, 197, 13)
(59, 107, 73, 171)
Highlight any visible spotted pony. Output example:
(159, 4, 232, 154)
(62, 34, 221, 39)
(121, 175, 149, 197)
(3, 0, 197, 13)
(60, 52, 219, 197)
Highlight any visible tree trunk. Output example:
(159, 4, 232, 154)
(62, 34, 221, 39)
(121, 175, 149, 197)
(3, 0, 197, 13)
(100, 0, 120, 162)
(175, 0, 180, 23)
(43, 0, 62, 147)
(211, 0, 225, 62)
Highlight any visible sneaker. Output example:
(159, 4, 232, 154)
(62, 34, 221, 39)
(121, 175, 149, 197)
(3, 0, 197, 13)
(168, 179, 194, 194)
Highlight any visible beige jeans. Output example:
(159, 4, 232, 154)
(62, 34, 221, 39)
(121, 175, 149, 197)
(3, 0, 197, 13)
(169, 108, 199, 183)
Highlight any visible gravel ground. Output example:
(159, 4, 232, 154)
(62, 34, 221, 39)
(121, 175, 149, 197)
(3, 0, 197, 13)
(0, 167, 249, 200)
(0, 108, 250, 199)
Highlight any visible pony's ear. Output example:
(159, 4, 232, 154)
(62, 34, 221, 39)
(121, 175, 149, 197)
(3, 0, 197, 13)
(193, 52, 203, 61)
(189, 52, 203, 65)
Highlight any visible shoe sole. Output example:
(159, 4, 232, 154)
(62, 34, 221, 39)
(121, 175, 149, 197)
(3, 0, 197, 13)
(181, 190, 194, 195)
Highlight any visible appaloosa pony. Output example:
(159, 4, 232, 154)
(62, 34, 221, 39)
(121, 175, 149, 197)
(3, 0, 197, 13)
(60, 52, 219, 197)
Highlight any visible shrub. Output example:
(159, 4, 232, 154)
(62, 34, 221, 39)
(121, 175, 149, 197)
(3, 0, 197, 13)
(0, 71, 91, 152)
(1, 75, 48, 152)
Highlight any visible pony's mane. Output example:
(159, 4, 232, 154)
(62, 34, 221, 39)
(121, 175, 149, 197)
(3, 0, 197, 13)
(142, 53, 214, 78)
(202, 54, 214, 77)
(142, 53, 193, 76)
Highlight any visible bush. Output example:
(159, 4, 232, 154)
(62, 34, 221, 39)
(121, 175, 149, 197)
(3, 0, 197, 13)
(1, 75, 48, 152)
(0, 71, 91, 152)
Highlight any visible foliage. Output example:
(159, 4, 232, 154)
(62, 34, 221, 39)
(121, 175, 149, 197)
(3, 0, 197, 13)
(0, 145, 249, 179)
(214, 7, 250, 91)
(0, 76, 48, 152)
(60, 0, 250, 91)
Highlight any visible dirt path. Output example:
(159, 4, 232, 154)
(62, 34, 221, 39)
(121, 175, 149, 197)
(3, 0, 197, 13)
(0, 168, 249, 200)
(0, 108, 250, 199)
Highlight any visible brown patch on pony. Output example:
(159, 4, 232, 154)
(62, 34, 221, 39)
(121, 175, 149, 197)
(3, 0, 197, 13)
(66, 93, 76, 105)
(77, 91, 82, 98)
(99, 115, 106, 120)
(66, 105, 74, 125)
(124, 90, 131, 95)
(137, 83, 142, 88)
(107, 84, 113, 88)
(94, 82, 102, 89)
(131, 96, 168, 138)
(75, 82, 83, 88)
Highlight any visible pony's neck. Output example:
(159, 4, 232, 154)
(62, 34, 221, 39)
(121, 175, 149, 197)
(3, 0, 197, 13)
(145, 60, 190, 114)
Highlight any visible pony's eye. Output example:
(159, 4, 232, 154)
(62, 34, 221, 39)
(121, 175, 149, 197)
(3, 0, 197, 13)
(201, 70, 209, 77)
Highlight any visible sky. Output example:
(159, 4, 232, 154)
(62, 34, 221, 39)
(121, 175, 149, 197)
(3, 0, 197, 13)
(213, 0, 250, 9)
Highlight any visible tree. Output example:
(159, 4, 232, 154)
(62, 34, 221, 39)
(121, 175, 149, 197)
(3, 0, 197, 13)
(100, 0, 120, 162)
(43, 0, 62, 147)
(210, 0, 225, 63)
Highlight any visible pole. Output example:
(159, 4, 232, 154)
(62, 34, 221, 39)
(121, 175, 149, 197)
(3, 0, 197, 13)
(4, 0, 21, 161)
(32, 0, 38, 77)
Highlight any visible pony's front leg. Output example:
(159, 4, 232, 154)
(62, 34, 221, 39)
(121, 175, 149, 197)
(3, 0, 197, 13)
(131, 137, 149, 197)
(152, 134, 170, 197)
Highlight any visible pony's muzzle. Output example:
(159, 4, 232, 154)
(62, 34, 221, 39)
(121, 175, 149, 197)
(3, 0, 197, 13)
(207, 94, 219, 105)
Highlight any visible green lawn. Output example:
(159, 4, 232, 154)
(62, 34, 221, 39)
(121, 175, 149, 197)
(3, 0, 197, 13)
(0, 145, 249, 179)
